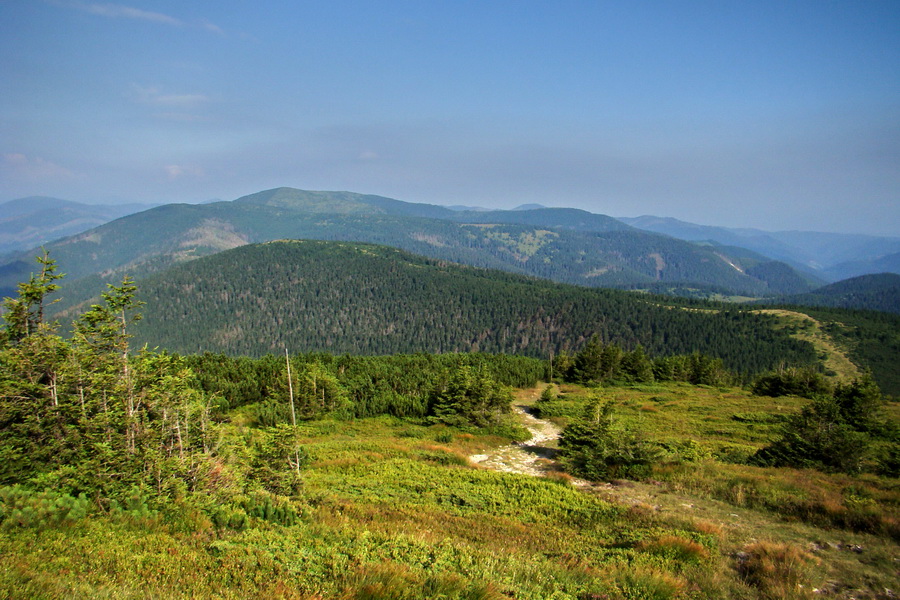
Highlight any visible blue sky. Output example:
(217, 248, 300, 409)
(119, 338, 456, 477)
(2, 1, 898, 235)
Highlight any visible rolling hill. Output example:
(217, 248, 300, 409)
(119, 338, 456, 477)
(2, 188, 815, 304)
(126, 239, 818, 375)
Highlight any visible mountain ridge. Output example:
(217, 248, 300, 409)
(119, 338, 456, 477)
(756, 273, 900, 315)
(619, 215, 900, 280)
(2, 188, 816, 304)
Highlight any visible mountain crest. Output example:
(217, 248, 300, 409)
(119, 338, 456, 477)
(233, 187, 382, 214)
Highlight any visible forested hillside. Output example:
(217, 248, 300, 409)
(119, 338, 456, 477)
(621, 215, 900, 281)
(1, 188, 814, 303)
(128, 240, 817, 376)
(758, 273, 900, 315)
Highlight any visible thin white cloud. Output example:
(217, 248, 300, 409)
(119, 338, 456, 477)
(1, 153, 76, 180)
(200, 20, 226, 36)
(69, 2, 183, 26)
(54, 1, 228, 34)
(165, 165, 205, 179)
(131, 85, 210, 108)
(154, 112, 211, 123)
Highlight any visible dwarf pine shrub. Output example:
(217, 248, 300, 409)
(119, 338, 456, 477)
(0, 485, 91, 530)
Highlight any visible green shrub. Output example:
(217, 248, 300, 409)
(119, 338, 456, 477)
(752, 367, 832, 399)
(0, 486, 91, 530)
(209, 504, 248, 531)
(732, 412, 787, 424)
(109, 487, 157, 522)
(237, 491, 300, 526)
(751, 397, 869, 473)
(434, 431, 454, 444)
(658, 439, 713, 463)
(559, 398, 660, 481)
(428, 365, 513, 428)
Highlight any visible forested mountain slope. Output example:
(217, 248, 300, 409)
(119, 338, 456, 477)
(621, 215, 900, 281)
(129, 240, 817, 375)
(757, 273, 900, 315)
(2, 188, 814, 303)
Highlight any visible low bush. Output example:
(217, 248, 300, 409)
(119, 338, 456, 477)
(559, 398, 660, 481)
(751, 397, 869, 473)
(0, 486, 91, 530)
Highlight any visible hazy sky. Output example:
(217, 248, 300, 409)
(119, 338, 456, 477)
(2, 1, 898, 235)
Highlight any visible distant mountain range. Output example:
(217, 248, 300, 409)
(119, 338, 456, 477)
(619, 215, 900, 281)
(2, 188, 898, 316)
(0, 196, 157, 256)
(0, 188, 823, 306)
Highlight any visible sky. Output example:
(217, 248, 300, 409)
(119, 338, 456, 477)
(1, 1, 898, 235)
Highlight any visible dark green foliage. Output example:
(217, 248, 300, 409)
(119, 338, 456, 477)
(187, 351, 545, 421)
(428, 365, 514, 428)
(255, 360, 349, 425)
(249, 425, 306, 496)
(558, 398, 660, 481)
(207, 490, 300, 530)
(751, 397, 869, 473)
(619, 345, 655, 383)
(833, 373, 886, 433)
(0, 249, 63, 342)
(759, 273, 900, 315)
(752, 367, 833, 398)
(752, 374, 895, 474)
(805, 307, 900, 396)
(732, 412, 788, 424)
(99, 240, 816, 376)
(108, 488, 157, 522)
(0, 255, 225, 506)
(539, 383, 557, 402)
(0, 486, 90, 530)
(875, 444, 900, 478)
(562, 335, 734, 387)
(744, 260, 815, 295)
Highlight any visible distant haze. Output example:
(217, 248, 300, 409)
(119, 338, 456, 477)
(1, 1, 898, 235)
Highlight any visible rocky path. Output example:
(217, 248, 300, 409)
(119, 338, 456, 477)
(469, 402, 563, 477)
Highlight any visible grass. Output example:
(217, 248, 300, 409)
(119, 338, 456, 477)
(532, 381, 900, 598)
(1, 383, 897, 599)
(755, 309, 861, 383)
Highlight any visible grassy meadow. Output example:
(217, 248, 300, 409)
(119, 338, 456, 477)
(1, 380, 897, 599)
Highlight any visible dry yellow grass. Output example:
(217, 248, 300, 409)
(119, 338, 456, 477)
(755, 309, 860, 383)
